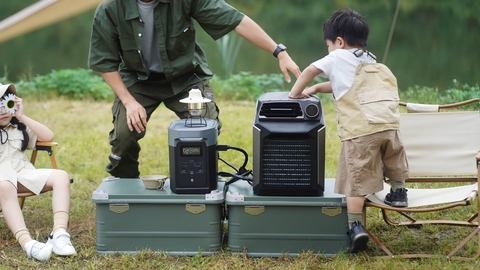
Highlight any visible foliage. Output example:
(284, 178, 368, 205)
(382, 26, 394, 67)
(210, 72, 284, 101)
(210, 71, 326, 101)
(400, 79, 480, 110)
(2, 1, 480, 89)
(215, 32, 244, 79)
(6, 69, 479, 108)
(14, 69, 113, 100)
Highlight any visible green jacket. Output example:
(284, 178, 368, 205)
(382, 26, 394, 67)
(89, 0, 244, 94)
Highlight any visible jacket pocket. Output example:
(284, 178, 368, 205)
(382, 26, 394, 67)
(167, 21, 195, 59)
(358, 91, 400, 124)
(119, 37, 143, 71)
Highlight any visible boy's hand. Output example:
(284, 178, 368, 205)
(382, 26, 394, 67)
(289, 91, 311, 99)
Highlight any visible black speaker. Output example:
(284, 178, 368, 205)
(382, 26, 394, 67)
(252, 92, 326, 196)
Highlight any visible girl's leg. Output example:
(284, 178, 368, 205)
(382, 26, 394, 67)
(0, 181, 53, 261)
(42, 170, 77, 256)
(42, 170, 71, 232)
(0, 181, 31, 247)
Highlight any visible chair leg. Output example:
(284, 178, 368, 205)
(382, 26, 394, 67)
(49, 151, 58, 169)
(365, 228, 395, 258)
(447, 226, 480, 260)
(18, 197, 26, 210)
(0, 238, 16, 248)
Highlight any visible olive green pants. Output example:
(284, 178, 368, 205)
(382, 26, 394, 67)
(106, 77, 221, 178)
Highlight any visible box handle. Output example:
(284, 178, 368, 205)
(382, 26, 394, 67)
(109, 203, 129, 214)
(322, 206, 342, 217)
(186, 204, 206, 214)
(245, 206, 265, 216)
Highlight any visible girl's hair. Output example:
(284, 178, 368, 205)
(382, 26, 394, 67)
(323, 8, 369, 47)
(1, 89, 29, 150)
(10, 117, 29, 151)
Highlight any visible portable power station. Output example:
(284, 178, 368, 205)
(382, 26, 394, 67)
(168, 118, 218, 194)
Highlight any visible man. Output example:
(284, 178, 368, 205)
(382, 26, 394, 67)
(89, 0, 300, 178)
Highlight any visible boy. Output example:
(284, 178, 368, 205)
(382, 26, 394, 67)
(289, 8, 409, 253)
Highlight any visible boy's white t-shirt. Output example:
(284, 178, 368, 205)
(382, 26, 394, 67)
(311, 49, 376, 99)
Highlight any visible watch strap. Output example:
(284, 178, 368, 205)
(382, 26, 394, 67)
(273, 44, 287, 58)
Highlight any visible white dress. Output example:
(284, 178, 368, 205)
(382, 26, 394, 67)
(0, 123, 53, 195)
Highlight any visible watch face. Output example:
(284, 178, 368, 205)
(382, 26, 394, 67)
(278, 44, 286, 50)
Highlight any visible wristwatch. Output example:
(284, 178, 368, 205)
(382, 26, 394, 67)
(273, 44, 287, 58)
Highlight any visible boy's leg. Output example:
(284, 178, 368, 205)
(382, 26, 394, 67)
(382, 130, 409, 207)
(346, 196, 369, 253)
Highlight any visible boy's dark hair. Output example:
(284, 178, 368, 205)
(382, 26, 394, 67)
(1, 89, 29, 150)
(323, 8, 369, 47)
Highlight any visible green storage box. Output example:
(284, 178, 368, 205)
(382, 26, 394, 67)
(225, 178, 349, 257)
(92, 177, 224, 255)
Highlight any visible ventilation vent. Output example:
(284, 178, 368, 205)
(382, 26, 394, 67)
(261, 137, 314, 188)
(259, 102, 303, 118)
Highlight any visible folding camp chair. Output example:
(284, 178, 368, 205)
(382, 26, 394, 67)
(364, 98, 480, 259)
(0, 141, 60, 247)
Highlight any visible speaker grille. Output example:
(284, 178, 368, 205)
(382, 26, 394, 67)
(261, 136, 314, 187)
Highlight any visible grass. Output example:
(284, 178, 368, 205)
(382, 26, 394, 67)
(0, 98, 479, 269)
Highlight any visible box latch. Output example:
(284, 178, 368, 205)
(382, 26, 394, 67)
(245, 206, 265, 216)
(322, 206, 342, 217)
(109, 203, 129, 214)
(186, 204, 206, 214)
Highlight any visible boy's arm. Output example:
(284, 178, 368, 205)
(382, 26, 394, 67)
(289, 65, 323, 99)
(304, 81, 332, 95)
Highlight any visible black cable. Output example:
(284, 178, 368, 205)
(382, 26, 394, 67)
(216, 144, 249, 171)
(216, 144, 253, 186)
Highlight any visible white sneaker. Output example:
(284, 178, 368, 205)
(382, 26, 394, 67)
(46, 229, 77, 256)
(25, 240, 53, 261)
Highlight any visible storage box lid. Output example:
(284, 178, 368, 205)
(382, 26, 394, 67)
(226, 178, 345, 206)
(92, 177, 224, 204)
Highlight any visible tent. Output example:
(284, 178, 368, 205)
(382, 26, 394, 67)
(0, 0, 102, 44)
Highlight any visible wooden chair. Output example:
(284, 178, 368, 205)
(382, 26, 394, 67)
(364, 98, 480, 259)
(0, 141, 60, 247)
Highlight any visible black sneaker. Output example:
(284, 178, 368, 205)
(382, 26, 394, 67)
(347, 220, 369, 253)
(384, 188, 408, 207)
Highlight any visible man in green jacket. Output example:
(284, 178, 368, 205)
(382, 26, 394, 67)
(89, 0, 300, 178)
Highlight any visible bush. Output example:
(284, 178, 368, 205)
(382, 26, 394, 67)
(15, 69, 113, 100)
(8, 69, 479, 107)
(401, 79, 480, 110)
(210, 71, 327, 101)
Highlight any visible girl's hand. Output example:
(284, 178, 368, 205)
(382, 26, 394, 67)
(14, 96, 24, 120)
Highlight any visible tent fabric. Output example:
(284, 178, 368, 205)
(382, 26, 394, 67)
(0, 0, 102, 43)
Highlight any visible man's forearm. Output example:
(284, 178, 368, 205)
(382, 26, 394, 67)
(101, 71, 136, 106)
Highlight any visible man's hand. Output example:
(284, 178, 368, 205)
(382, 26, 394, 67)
(125, 99, 147, 133)
(278, 51, 301, 83)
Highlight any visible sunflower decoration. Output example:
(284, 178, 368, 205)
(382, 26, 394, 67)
(2, 94, 18, 114)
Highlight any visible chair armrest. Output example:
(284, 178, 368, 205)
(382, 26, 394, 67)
(35, 141, 58, 147)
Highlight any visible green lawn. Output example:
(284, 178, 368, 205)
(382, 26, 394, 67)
(0, 98, 479, 269)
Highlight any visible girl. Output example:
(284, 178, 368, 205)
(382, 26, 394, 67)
(0, 83, 76, 261)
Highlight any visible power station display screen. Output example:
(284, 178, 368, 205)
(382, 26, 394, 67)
(181, 146, 202, 156)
